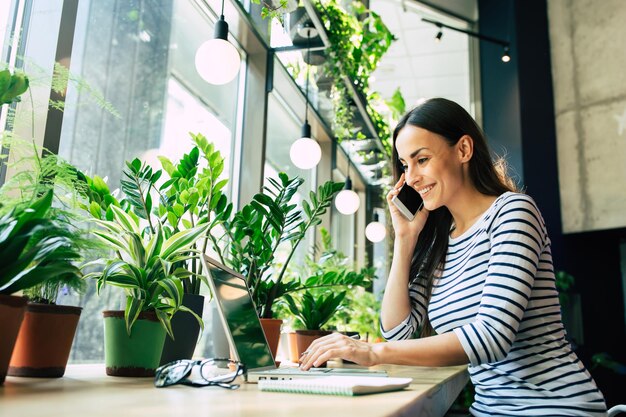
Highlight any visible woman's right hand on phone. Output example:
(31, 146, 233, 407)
(387, 174, 428, 245)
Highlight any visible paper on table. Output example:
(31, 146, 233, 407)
(258, 376, 413, 396)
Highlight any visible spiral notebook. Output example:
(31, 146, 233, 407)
(258, 376, 413, 396)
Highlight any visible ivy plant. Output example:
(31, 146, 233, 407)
(314, 0, 396, 152)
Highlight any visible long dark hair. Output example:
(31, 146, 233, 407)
(392, 98, 515, 337)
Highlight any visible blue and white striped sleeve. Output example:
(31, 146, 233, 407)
(453, 195, 546, 365)
(381, 280, 429, 341)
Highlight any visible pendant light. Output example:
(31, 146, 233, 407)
(365, 212, 387, 243)
(195, 0, 241, 85)
(335, 157, 360, 215)
(289, 23, 322, 170)
(365, 169, 386, 242)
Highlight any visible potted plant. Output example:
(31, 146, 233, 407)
(8, 253, 85, 378)
(153, 134, 231, 364)
(0, 136, 102, 378)
(555, 270, 584, 347)
(0, 191, 83, 383)
(208, 173, 344, 358)
(79, 133, 230, 365)
(1, 68, 85, 383)
(284, 289, 346, 364)
(279, 227, 375, 361)
(0, 67, 31, 384)
(83, 204, 209, 376)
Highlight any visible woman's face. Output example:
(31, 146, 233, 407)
(395, 125, 466, 211)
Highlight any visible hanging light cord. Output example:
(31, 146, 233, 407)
(304, 34, 311, 124)
(346, 150, 351, 183)
(220, 0, 225, 17)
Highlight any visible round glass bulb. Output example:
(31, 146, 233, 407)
(195, 38, 240, 85)
(335, 189, 360, 215)
(365, 221, 387, 243)
(290, 137, 322, 169)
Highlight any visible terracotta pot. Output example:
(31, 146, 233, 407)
(295, 329, 332, 366)
(0, 295, 27, 384)
(287, 332, 299, 362)
(8, 303, 82, 377)
(259, 318, 282, 359)
(103, 310, 166, 377)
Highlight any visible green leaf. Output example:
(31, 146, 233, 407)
(172, 203, 184, 217)
(160, 224, 209, 260)
(110, 205, 140, 235)
(89, 201, 102, 219)
(167, 212, 178, 228)
(158, 277, 184, 307)
(125, 297, 144, 336)
(158, 156, 176, 176)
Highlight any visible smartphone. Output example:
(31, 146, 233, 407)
(391, 183, 424, 221)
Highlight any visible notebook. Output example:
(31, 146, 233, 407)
(258, 376, 413, 396)
(201, 255, 389, 383)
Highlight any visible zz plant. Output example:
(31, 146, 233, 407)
(210, 173, 344, 319)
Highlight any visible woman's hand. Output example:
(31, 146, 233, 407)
(299, 333, 380, 370)
(386, 174, 429, 245)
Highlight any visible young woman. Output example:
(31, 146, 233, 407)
(299, 98, 607, 416)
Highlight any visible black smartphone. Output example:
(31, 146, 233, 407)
(391, 183, 424, 221)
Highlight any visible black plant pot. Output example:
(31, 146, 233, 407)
(159, 293, 205, 366)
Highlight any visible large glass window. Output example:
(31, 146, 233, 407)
(264, 91, 316, 270)
(5, 0, 245, 362)
(59, 0, 242, 189)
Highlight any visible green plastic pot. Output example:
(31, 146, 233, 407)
(103, 310, 166, 377)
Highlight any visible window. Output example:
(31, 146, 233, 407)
(5, 0, 245, 362)
(264, 91, 316, 270)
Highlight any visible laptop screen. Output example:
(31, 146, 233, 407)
(203, 256, 276, 371)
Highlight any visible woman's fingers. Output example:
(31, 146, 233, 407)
(299, 333, 341, 369)
(299, 333, 373, 370)
(386, 174, 405, 203)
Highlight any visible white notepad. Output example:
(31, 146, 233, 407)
(258, 376, 413, 396)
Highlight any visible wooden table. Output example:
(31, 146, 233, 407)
(0, 363, 469, 417)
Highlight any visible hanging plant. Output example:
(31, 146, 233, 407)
(314, 0, 396, 152)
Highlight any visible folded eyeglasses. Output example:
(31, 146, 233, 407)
(154, 358, 245, 389)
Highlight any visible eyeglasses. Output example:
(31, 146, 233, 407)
(154, 358, 245, 389)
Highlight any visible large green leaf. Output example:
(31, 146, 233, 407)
(160, 224, 209, 260)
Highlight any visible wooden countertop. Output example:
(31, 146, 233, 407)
(0, 363, 469, 417)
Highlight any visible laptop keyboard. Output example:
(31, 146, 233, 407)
(265, 368, 333, 374)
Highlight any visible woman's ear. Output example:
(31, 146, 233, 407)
(457, 135, 474, 163)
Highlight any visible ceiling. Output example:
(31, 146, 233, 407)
(368, 0, 474, 112)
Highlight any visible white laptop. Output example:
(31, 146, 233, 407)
(201, 255, 388, 383)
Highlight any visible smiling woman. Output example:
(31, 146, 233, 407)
(299, 98, 608, 417)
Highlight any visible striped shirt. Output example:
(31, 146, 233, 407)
(382, 192, 607, 416)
